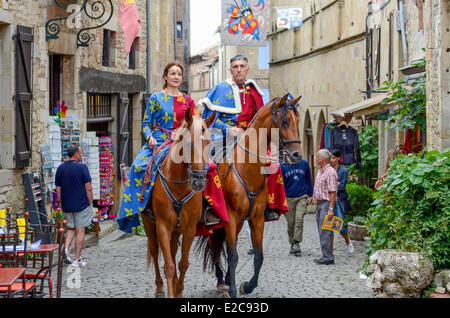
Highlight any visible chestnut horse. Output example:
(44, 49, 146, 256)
(197, 94, 302, 298)
(141, 109, 215, 298)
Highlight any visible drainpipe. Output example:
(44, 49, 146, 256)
(365, 1, 373, 99)
(146, 0, 151, 94)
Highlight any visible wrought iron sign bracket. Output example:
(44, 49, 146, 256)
(46, 0, 114, 48)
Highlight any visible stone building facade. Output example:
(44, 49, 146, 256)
(189, 40, 271, 114)
(424, 0, 450, 151)
(0, 0, 178, 214)
(218, 43, 271, 105)
(268, 0, 433, 177)
(189, 45, 220, 112)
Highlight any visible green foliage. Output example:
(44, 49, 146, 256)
(348, 125, 379, 188)
(346, 182, 375, 220)
(364, 149, 450, 271)
(352, 215, 367, 226)
(380, 57, 426, 131)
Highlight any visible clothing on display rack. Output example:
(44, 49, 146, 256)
(320, 121, 340, 150)
(327, 124, 361, 168)
(403, 125, 421, 154)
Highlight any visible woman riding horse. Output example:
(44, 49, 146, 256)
(198, 94, 302, 298)
(117, 62, 216, 298)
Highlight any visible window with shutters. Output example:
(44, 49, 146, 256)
(176, 22, 182, 39)
(87, 93, 112, 119)
(117, 93, 133, 171)
(129, 40, 136, 70)
(102, 29, 117, 67)
(102, 29, 111, 67)
(15, 25, 33, 169)
(129, 37, 140, 70)
(49, 54, 62, 115)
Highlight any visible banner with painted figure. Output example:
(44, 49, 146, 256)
(221, 0, 268, 46)
(276, 7, 303, 30)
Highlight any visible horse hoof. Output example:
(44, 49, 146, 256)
(155, 292, 165, 298)
(239, 282, 249, 295)
(217, 284, 230, 298)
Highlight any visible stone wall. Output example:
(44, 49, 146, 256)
(0, 0, 177, 213)
(425, 0, 450, 151)
(268, 0, 367, 174)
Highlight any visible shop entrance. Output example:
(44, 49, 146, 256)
(85, 93, 115, 219)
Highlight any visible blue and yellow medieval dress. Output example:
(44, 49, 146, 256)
(117, 92, 199, 233)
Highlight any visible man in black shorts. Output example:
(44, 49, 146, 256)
(55, 144, 94, 267)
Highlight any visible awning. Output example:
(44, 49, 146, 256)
(331, 93, 392, 118)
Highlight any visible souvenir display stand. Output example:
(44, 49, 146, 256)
(98, 136, 115, 209)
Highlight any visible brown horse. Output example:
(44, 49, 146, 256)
(198, 94, 302, 298)
(141, 109, 215, 298)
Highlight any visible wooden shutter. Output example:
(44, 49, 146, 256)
(117, 93, 132, 177)
(102, 29, 110, 67)
(15, 25, 34, 169)
(129, 40, 136, 70)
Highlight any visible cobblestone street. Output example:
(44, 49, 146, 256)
(61, 214, 371, 298)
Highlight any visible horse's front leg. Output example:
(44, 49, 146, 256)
(240, 210, 265, 295)
(175, 227, 195, 298)
(156, 222, 176, 298)
(224, 222, 239, 298)
(142, 213, 165, 298)
(170, 231, 181, 295)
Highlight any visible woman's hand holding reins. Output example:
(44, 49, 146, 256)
(148, 137, 157, 149)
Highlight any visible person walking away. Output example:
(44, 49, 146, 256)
(312, 149, 338, 265)
(280, 158, 313, 256)
(330, 150, 354, 253)
(55, 144, 94, 267)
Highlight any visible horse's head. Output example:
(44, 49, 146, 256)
(174, 109, 216, 192)
(271, 94, 303, 164)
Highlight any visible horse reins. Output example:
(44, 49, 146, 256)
(223, 99, 301, 220)
(140, 123, 207, 231)
(157, 163, 207, 230)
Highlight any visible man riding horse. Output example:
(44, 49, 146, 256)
(200, 55, 288, 222)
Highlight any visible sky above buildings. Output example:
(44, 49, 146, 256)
(190, 0, 221, 54)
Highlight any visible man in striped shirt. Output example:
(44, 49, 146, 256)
(312, 149, 338, 265)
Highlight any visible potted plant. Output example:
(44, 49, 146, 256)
(348, 216, 368, 241)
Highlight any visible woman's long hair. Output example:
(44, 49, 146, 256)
(163, 62, 184, 89)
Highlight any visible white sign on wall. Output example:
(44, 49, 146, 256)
(276, 7, 303, 30)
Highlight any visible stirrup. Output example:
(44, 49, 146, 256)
(264, 209, 280, 222)
(202, 206, 221, 226)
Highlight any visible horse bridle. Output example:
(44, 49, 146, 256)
(270, 99, 302, 163)
(157, 162, 207, 230)
(235, 98, 302, 164)
(217, 98, 302, 221)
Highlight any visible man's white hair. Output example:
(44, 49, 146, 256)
(318, 149, 331, 162)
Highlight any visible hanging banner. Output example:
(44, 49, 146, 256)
(221, 0, 268, 46)
(276, 7, 303, 30)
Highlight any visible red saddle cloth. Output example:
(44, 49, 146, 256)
(266, 163, 289, 219)
(196, 160, 229, 236)
(195, 160, 288, 236)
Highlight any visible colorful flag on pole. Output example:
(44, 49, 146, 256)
(119, 0, 141, 55)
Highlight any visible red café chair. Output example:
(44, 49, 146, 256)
(0, 216, 36, 298)
(23, 211, 66, 298)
